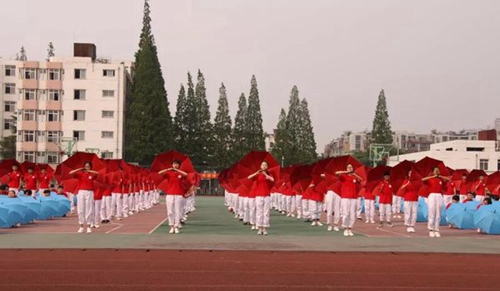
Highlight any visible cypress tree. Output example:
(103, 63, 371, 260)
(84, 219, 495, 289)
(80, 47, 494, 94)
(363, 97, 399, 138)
(284, 86, 301, 165)
(246, 75, 265, 151)
(183, 72, 197, 158)
(298, 98, 317, 163)
(47, 42, 55, 61)
(232, 93, 248, 161)
(213, 83, 233, 170)
(173, 84, 187, 151)
(124, 0, 173, 165)
(271, 108, 288, 165)
(194, 69, 213, 167)
(371, 89, 393, 144)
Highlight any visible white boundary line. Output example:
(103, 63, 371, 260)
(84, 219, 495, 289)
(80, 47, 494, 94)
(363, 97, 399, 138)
(148, 218, 168, 234)
(106, 221, 124, 234)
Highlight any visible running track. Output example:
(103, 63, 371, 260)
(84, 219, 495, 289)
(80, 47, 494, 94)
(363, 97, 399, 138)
(1, 249, 498, 291)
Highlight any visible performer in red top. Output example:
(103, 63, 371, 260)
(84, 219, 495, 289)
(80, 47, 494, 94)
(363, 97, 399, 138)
(159, 160, 188, 234)
(24, 167, 38, 195)
(422, 167, 450, 238)
(38, 168, 51, 194)
(247, 161, 275, 236)
(335, 164, 363, 237)
(401, 171, 418, 233)
(362, 187, 376, 224)
(456, 174, 468, 202)
(473, 175, 487, 202)
(7, 165, 22, 193)
(376, 172, 394, 228)
(70, 162, 98, 234)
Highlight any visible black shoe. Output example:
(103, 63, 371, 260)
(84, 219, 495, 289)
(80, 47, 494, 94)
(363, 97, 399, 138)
(101, 220, 106, 224)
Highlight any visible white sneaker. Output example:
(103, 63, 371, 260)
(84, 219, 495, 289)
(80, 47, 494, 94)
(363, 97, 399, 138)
(406, 227, 412, 233)
(434, 232, 441, 238)
(174, 228, 180, 234)
(370, 220, 376, 224)
(297, 215, 302, 220)
(123, 214, 129, 218)
(290, 214, 295, 218)
(410, 227, 415, 233)
(128, 211, 134, 215)
(348, 230, 354, 237)
(169, 227, 174, 234)
(327, 226, 333, 231)
(429, 231, 435, 238)
(257, 229, 263, 235)
(94, 225, 100, 229)
(333, 226, 340, 232)
(77, 227, 84, 233)
(86, 227, 92, 234)
(251, 225, 256, 230)
(317, 221, 323, 226)
(262, 229, 268, 236)
(343, 230, 349, 237)
(365, 220, 369, 224)
(311, 221, 316, 226)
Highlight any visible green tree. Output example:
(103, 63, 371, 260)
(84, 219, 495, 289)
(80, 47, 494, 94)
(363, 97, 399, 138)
(246, 75, 265, 151)
(297, 98, 317, 163)
(0, 136, 16, 159)
(193, 69, 213, 167)
(213, 83, 233, 170)
(47, 42, 55, 61)
(173, 84, 187, 151)
(232, 93, 248, 161)
(371, 89, 393, 144)
(124, 0, 173, 165)
(16, 46, 27, 61)
(271, 108, 288, 165)
(283, 86, 302, 165)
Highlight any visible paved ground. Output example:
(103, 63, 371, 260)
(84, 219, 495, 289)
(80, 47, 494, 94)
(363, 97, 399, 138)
(0, 196, 499, 253)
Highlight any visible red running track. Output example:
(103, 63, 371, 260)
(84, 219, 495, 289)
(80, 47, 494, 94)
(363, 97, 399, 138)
(0, 250, 498, 291)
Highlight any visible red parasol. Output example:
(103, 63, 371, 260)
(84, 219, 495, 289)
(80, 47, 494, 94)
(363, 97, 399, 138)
(486, 171, 500, 195)
(54, 152, 106, 182)
(389, 160, 414, 196)
(323, 155, 363, 183)
(0, 159, 22, 178)
(20, 161, 37, 173)
(150, 150, 195, 174)
(60, 178, 79, 193)
(310, 158, 334, 194)
(365, 165, 392, 193)
(466, 169, 487, 189)
(234, 151, 280, 192)
(410, 157, 450, 198)
(290, 164, 314, 193)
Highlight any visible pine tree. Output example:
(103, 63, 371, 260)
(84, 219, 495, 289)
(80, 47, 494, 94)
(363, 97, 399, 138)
(183, 72, 197, 158)
(371, 89, 393, 144)
(271, 109, 288, 165)
(232, 93, 248, 161)
(173, 84, 187, 151)
(246, 75, 265, 151)
(284, 86, 302, 165)
(298, 98, 317, 163)
(193, 69, 213, 167)
(47, 42, 55, 61)
(17, 46, 27, 61)
(213, 83, 233, 170)
(124, 0, 173, 165)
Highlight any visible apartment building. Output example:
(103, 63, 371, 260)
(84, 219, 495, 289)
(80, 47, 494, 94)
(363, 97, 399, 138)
(0, 58, 19, 139)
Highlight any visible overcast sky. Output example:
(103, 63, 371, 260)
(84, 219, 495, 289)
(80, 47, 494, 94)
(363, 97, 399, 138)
(1, 0, 499, 152)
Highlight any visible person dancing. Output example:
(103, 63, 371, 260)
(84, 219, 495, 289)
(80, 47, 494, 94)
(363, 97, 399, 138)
(159, 160, 188, 234)
(247, 161, 275, 236)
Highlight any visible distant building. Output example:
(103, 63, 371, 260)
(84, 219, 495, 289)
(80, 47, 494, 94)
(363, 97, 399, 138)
(0, 58, 19, 139)
(265, 131, 276, 152)
(388, 140, 500, 173)
(324, 131, 370, 157)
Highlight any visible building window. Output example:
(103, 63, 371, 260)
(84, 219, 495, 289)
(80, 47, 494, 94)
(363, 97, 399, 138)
(3, 119, 12, 131)
(47, 131, 61, 143)
(74, 89, 86, 100)
(101, 131, 114, 139)
(102, 110, 114, 118)
(4, 83, 15, 94)
(73, 131, 85, 141)
(24, 131, 35, 142)
(497, 160, 500, 171)
(48, 69, 60, 80)
(37, 131, 46, 143)
(48, 89, 60, 101)
(23, 151, 35, 162)
(23, 110, 36, 121)
(39, 69, 47, 80)
(24, 89, 36, 100)
(47, 110, 60, 122)
(101, 151, 113, 159)
(5, 65, 16, 76)
(24, 68, 37, 80)
(47, 152, 59, 164)
(74, 69, 86, 79)
(479, 159, 488, 171)
(103, 69, 115, 77)
(102, 90, 115, 97)
(4, 101, 16, 112)
(73, 110, 85, 121)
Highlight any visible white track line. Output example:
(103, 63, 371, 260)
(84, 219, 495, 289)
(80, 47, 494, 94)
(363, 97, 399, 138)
(106, 221, 124, 234)
(148, 218, 167, 234)
(375, 227, 411, 238)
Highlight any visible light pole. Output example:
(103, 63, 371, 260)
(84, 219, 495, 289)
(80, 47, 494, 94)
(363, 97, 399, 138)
(281, 156, 284, 167)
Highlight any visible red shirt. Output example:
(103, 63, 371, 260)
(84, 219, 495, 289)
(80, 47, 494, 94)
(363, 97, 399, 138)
(112, 179, 123, 193)
(253, 173, 272, 197)
(425, 177, 444, 194)
(475, 181, 486, 196)
(445, 181, 455, 195)
(74, 171, 96, 191)
(123, 180, 130, 194)
(24, 173, 38, 190)
(339, 174, 358, 199)
(402, 179, 418, 202)
(377, 180, 393, 204)
(39, 174, 50, 189)
(363, 189, 375, 200)
(8, 171, 22, 188)
(163, 171, 185, 195)
(458, 180, 468, 195)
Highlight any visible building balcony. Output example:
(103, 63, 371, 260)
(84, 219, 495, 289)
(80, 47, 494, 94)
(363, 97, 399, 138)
(45, 80, 63, 90)
(41, 122, 62, 131)
(37, 142, 60, 152)
(21, 79, 39, 89)
(17, 142, 37, 152)
(38, 100, 62, 111)
(18, 121, 38, 131)
(18, 100, 39, 110)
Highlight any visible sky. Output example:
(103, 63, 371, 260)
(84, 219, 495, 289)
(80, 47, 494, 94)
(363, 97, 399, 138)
(1, 0, 499, 153)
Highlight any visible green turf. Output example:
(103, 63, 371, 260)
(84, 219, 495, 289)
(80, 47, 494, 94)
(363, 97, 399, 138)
(153, 196, 363, 237)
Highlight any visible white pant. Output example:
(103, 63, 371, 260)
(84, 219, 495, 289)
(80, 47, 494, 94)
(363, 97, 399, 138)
(341, 198, 357, 229)
(122, 194, 130, 215)
(302, 199, 310, 219)
(112, 193, 122, 218)
(356, 197, 363, 218)
(404, 201, 418, 227)
(93, 199, 102, 226)
(248, 198, 256, 225)
(285, 195, 295, 213)
(238, 196, 245, 219)
(325, 191, 334, 224)
(392, 196, 402, 214)
(379, 203, 391, 223)
(332, 192, 341, 226)
(475, 195, 485, 202)
(101, 196, 113, 220)
(427, 193, 444, 232)
(255, 196, 270, 228)
(309, 200, 322, 221)
(67, 192, 75, 212)
(443, 195, 453, 206)
(295, 195, 303, 218)
(364, 199, 375, 222)
(77, 190, 94, 226)
(166, 195, 184, 228)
